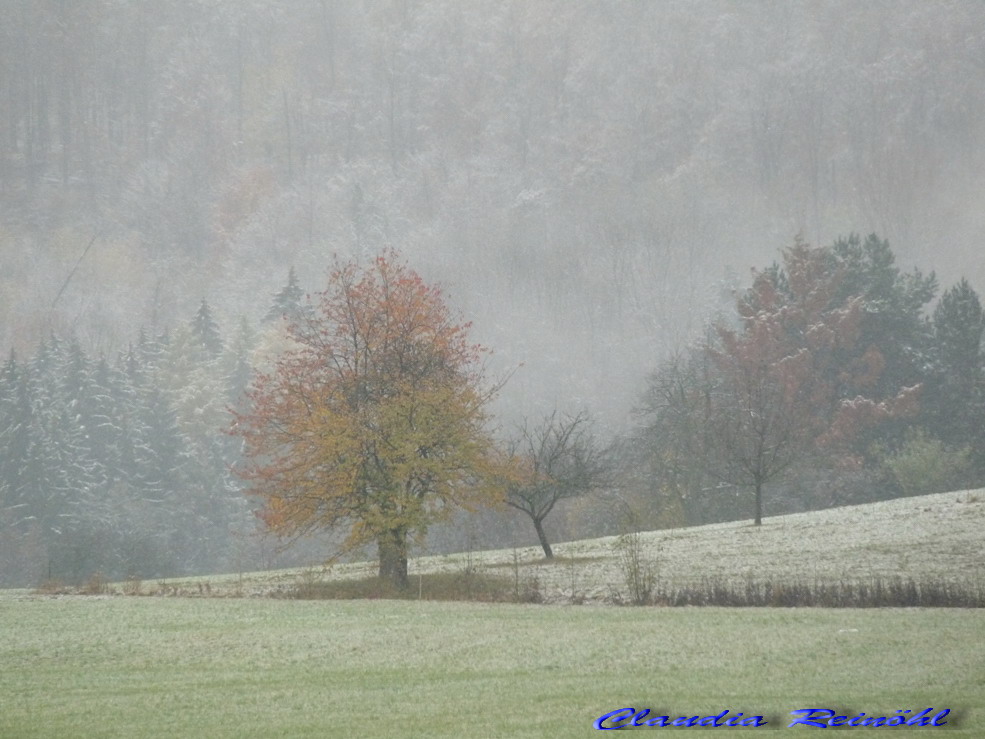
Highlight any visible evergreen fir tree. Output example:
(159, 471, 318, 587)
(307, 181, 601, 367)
(933, 278, 984, 382)
(222, 316, 256, 408)
(829, 233, 937, 398)
(88, 357, 130, 488)
(2, 321, 258, 583)
(190, 299, 223, 360)
(58, 339, 101, 482)
(135, 327, 169, 371)
(927, 278, 985, 454)
(263, 266, 306, 324)
(0, 351, 31, 532)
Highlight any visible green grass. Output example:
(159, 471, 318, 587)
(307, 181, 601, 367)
(1, 597, 983, 737)
(288, 570, 522, 602)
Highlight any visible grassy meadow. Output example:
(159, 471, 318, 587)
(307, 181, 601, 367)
(1, 597, 982, 737)
(2, 489, 984, 737)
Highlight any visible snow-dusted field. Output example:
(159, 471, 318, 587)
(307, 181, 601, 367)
(134, 488, 984, 604)
(419, 488, 984, 603)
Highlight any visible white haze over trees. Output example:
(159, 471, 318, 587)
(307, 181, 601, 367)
(2, 1, 985, 584)
(2, 1, 984, 426)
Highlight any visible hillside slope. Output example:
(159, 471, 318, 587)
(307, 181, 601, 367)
(178, 489, 984, 604)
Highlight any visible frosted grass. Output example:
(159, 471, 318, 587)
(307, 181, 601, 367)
(140, 489, 984, 604)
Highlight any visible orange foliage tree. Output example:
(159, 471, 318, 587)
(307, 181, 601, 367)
(232, 252, 508, 588)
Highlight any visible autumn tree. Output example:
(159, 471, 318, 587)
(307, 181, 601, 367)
(232, 252, 507, 588)
(643, 239, 921, 526)
(715, 240, 927, 523)
(505, 410, 608, 559)
(704, 241, 851, 523)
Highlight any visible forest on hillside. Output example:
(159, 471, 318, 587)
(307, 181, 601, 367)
(2, 1, 985, 585)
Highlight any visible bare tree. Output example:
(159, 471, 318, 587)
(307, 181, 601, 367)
(506, 410, 608, 559)
(702, 349, 809, 526)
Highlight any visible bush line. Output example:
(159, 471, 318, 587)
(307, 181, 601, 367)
(624, 576, 985, 608)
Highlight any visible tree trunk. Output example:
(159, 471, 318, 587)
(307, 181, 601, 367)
(754, 480, 763, 526)
(532, 517, 554, 559)
(378, 529, 409, 590)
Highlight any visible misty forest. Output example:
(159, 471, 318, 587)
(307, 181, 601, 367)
(2, 0, 985, 588)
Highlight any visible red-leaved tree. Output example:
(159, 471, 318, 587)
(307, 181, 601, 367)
(703, 239, 919, 524)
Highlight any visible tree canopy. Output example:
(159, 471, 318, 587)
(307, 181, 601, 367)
(639, 237, 924, 526)
(232, 252, 508, 588)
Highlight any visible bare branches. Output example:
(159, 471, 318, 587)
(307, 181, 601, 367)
(506, 410, 608, 558)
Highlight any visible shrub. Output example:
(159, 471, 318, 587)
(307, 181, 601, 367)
(648, 576, 985, 608)
(123, 575, 143, 596)
(882, 428, 973, 496)
(80, 572, 109, 595)
(614, 530, 657, 605)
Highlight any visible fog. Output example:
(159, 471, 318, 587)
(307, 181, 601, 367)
(3, 0, 984, 430)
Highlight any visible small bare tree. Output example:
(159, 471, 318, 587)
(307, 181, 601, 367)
(506, 410, 608, 559)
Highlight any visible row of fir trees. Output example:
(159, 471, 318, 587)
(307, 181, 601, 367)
(0, 301, 259, 586)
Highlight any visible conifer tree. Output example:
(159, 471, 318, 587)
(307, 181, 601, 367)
(190, 299, 223, 360)
(222, 316, 256, 409)
(263, 266, 306, 324)
(0, 352, 31, 534)
(927, 278, 985, 452)
(828, 233, 937, 398)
